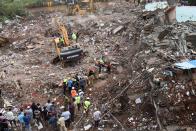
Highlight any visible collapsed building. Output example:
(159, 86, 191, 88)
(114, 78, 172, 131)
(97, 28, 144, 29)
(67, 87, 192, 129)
(0, 0, 196, 131)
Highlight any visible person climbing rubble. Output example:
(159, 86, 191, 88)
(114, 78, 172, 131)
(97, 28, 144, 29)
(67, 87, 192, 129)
(71, 87, 77, 98)
(93, 108, 101, 128)
(84, 97, 91, 117)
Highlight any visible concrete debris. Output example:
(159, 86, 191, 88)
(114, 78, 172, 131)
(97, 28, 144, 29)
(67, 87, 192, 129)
(0, 1, 196, 131)
(112, 25, 125, 35)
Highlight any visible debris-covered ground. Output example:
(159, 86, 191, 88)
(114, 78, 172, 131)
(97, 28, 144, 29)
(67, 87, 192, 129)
(0, 0, 196, 131)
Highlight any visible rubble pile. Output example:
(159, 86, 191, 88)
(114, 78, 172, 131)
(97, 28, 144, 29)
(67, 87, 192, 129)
(0, 0, 196, 130)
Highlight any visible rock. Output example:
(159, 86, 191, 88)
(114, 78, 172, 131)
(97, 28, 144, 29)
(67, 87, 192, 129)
(112, 25, 125, 35)
(84, 124, 92, 131)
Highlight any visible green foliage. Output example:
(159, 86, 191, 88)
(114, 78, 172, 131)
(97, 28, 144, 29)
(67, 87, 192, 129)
(0, 0, 43, 22)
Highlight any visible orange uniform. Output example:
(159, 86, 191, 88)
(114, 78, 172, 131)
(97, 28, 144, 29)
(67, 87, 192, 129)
(71, 89, 77, 97)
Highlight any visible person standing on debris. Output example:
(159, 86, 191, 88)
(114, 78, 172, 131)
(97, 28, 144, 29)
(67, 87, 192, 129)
(63, 78, 68, 94)
(88, 67, 96, 85)
(45, 100, 53, 112)
(67, 78, 73, 94)
(57, 116, 67, 131)
(72, 32, 77, 42)
(5, 108, 17, 127)
(67, 102, 75, 122)
(25, 106, 33, 121)
(64, 95, 70, 109)
(48, 113, 58, 130)
(23, 112, 32, 131)
(84, 97, 91, 117)
(93, 108, 101, 128)
(59, 36, 65, 46)
(61, 110, 71, 128)
(0, 113, 9, 131)
(71, 87, 77, 98)
(75, 95, 81, 112)
(31, 102, 37, 119)
(18, 109, 25, 130)
(78, 89, 84, 104)
(79, 77, 86, 91)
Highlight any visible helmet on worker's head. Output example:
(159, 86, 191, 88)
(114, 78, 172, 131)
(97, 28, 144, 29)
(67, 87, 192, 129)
(72, 87, 75, 90)
(86, 97, 90, 100)
(78, 89, 82, 92)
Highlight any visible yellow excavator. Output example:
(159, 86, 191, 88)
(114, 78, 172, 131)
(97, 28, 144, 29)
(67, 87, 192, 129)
(53, 21, 83, 65)
(67, 0, 95, 15)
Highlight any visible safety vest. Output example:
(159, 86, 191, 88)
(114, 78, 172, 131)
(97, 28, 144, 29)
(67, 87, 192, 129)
(75, 96, 81, 104)
(59, 37, 64, 43)
(72, 33, 77, 40)
(84, 100, 91, 110)
(63, 79, 67, 83)
(71, 90, 77, 97)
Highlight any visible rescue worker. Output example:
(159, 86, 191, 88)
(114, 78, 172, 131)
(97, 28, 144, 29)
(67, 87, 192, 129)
(93, 108, 101, 128)
(64, 95, 69, 108)
(63, 78, 68, 94)
(71, 87, 77, 98)
(67, 78, 73, 94)
(79, 77, 86, 91)
(59, 37, 65, 47)
(57, 116, 67, 131)
(67, 102, 75, 122)
(72, 32, 77, 42)
(88, 67, 96, 85)
(84, 97, 91, 117)
(97, 58, 104, 74)
(78, 89, 84, 104)
(75, 95, 81, 112)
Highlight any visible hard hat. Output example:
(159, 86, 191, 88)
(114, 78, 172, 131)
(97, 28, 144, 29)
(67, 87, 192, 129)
(27, 106, 30, 109)
(72, 87, 75, 89)
(94, 108, 97, 110)
(86, 97, 90, 100)
(78, 89, 82, 92)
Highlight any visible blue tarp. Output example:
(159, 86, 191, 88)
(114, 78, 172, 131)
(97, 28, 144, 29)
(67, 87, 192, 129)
(175, 60, 196, 69)
(176, 6, 196, 22)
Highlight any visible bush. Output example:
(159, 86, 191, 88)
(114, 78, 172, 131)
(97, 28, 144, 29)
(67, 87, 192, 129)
(0, 0, 43, 22)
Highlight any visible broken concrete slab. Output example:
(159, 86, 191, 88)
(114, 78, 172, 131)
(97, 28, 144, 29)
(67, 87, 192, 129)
(112, 25, 125, 35)
(186, 32, 196, 43)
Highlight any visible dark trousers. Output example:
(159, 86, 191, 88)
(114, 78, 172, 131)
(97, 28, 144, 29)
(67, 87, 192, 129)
(65, 119, 71, 128)
(77, 103, 81, 111)
(70, 112, 74, 122)
(94, 120, 100, 127)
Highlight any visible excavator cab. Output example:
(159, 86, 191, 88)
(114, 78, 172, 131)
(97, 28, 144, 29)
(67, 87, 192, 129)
(53, 22, 83, 64)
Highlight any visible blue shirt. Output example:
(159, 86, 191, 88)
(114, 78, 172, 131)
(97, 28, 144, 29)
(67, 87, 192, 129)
(67, 80, 73, 88)
(18, 112, 24, 123)
(23, 116, 30, 126)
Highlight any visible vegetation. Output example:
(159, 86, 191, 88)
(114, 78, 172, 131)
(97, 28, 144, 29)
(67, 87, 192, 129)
(0, 0, 43, 22)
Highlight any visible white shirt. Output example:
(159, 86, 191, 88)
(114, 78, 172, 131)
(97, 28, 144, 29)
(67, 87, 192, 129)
(79, 91, 84, 98)
(6, 111, 15, 120)
(93, 111, 101, 121)
(61, 111, 71, 121)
